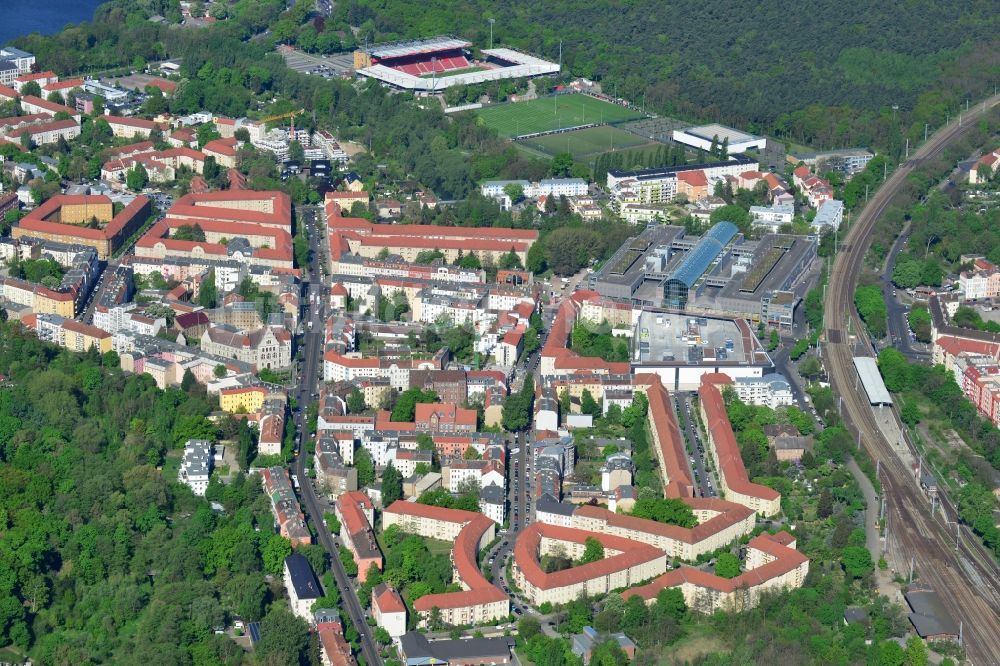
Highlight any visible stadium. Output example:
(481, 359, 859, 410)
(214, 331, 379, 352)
(353, 36, 560, 92)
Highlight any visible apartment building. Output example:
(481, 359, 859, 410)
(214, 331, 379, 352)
(513, 523, 666, 606)
(178, 439, 213, 496)
(336, 491, 383, 582)
(284, 554, 323, 621)
(623, 531, 808, 614)
(261, 466, 311, 546)
(372, 583, 407, 638)
(699, 374, 782, 516)
(382, 501, 508, 626)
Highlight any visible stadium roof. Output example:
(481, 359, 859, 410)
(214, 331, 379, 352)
(853, 356, 893, 406)
(357, 48, 559, 92)
(364, 36, 471, 59)
(666, 221, 738, 288)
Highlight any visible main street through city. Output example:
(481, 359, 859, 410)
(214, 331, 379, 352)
(823, 92, 1000, 664)
(290, 206, 383, 666)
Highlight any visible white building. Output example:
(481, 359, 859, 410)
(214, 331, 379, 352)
(672, 124, 766, 154)
(178, 439, 213, 496)
(750, 204, 794, 232)
(283, 554, 323, 621)
(479, 483, 506, 525)
(372, 584, 408, 638)
(812, 199, 843, 232)
(481, 178, 588, 209)
(734, 373, 794, 409)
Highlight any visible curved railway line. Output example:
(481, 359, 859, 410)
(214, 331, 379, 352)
(823, 93, 1000, 664)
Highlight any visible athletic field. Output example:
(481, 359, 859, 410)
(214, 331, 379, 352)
(476, 94, 644, 138)
(517, 125, 659, 163)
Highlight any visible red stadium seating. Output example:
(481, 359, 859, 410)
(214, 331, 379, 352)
(384, 50, 472, 77)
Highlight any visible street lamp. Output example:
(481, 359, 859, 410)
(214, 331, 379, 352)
(487, 18, 495, 50)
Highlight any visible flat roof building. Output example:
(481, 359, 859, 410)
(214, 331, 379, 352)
(672, 124, 766, 154)
(853, 356, 893, 406)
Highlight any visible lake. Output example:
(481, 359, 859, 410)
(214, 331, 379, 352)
(0, 0, 105, 46)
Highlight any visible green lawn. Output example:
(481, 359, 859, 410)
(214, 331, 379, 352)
(475, 94, 644, 138)
(518, 125, 654, 161)
(420, 66, 485, 78)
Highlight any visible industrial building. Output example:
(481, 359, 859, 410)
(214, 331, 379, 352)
(672, 124, 766, 154)
(590, 223, 815, 322)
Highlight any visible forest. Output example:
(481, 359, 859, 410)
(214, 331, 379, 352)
(336, 0, 1000, 155)
(0, 320, 321, 665)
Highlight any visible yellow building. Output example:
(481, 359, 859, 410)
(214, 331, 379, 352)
(62, 319, 112, 354)
(219, 386, 267, 414)
(58, 200, 114, 225)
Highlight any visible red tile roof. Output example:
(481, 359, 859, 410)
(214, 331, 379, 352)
(514, 522, 663, 589)
(935, 335, 1000, 360)
(699, 374, 780, 502)
(21, 95, 77, 117)
(0, 84, 17, 100)
(373, 584, 406, 614)
(383, 504, 506, 612)
(677, 169, 708, 186)
(637, 374, 694, 498)
(623, 531, 807, 601)
(99, 114, 163, 129)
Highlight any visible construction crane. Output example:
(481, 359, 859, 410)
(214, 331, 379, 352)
(261, 108, 306, 136)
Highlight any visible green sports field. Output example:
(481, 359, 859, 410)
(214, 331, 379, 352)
(475, 94, 645, 138)
(516, 125, 660, 164)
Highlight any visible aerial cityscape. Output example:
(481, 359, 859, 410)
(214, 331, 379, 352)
(0, 1, 999, 665)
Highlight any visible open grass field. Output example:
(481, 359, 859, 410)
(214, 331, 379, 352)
(516, 125, 661, 163)
(476, 94, 645, 138)
(420, 66, 486, 78)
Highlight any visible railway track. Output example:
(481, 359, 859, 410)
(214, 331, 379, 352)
(823, 93, 1000, 663)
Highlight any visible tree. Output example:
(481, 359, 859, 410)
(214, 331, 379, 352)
(103, 350, 120, 368)
(255, 607, 310, 665)
(905, 636, 929, 666)
(877, 347, 912, 393)
(502, 375, 533, 431)
(714, 552, 740, 578)
(526, 240, 547, 274)
(900, 399, 921, 426)
(463, 446, 482, 460)
(181, 369, 198, 393)
(768, 329, 780, 351)
(580, 389, 601, 418)
(518, 616, 542, 640)
(498, 249, 523, 270)
(416, 432, 435, 450)
(390, 388, 437, 422)
(21, 81, 41, 98)
(579, 537, 605, 564)
(381, 462, 403, 507)
(355, 448, 375, 487)
(503, 182, 524, 203)
(198, 269, 217, 308)
(855, 285, 887, 338)
(214, 364, 227, 378)
(551, 152, 574, 177)
(174, 223, 206, 242)
(841, 545, 874, 579)
(817, 489, 834, 518)
(347, 388, 367, 413)
(126, 163, 149, 192)
(799, 354, 822, 379)
(262, 534, 292, 574)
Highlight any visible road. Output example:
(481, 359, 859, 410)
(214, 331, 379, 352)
(290, 207, 383, 666)
(677, 393, 713, 497)
(879, 224, 930, 360)
(823, 92, 1000, 664)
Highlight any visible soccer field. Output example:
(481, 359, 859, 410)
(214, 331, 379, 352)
(476, 95, 644, 137)
(518, 126, 656, 162)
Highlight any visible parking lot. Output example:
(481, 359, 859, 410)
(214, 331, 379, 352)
(279, 47, 354, 78)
